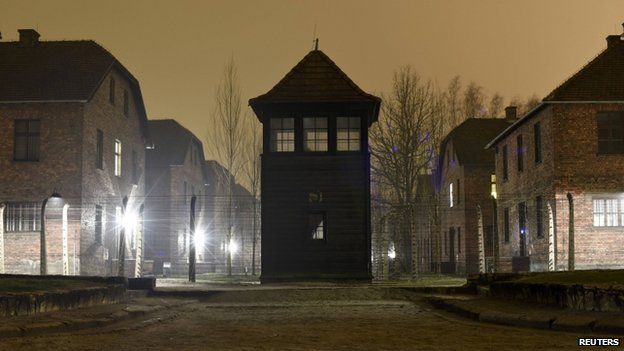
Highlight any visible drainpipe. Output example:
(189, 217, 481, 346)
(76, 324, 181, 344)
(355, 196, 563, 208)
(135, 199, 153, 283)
(492, 195, 499, 272)
(0, 204, 4, 274)
(567, 192, 575, 271)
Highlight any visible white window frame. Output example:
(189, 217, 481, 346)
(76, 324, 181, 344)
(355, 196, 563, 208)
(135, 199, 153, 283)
(449, 183, 454, 208)
(593, 198, 622, 227)
(114, 139, 122, 177)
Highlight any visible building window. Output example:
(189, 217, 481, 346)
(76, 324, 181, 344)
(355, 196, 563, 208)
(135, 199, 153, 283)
(449, 183, 454, 208)
(503, 207, 510, 243)
(123, 89, 129, 116)
(457, 227, 461, 253)
(593, 198, 621, 227)
(337, 117, 361, 151)
(309, 213, 326, 240)
(270, 118, 294, 152)
(606, 199, 618, 226)
(597, 111, 624, 154)
(95, 205, 103, 244)
(3, 203, 40, 232)
(184, 181, 187, 204)
(303, 117, 328, 152)
(490, 174, 497, 199)
(132, 150, 139, 185)
(534, 122, 542, 163)
(96, 129, 104, 169)
(536, 196, 543, 237)
(109, 77, 115, 105)
(517, 134, 523, 173)
(502, 145, 508, 180)
(14, 119, 40, 161)
(456, 179, 461, 204)
(114, 139, 122, 177)
(115, 206, 122, 249)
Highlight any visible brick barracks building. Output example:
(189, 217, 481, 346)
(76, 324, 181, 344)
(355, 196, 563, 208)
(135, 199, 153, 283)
(0, 29, 149, 276)
(438, 117, 513, 275)
(486, 29, 624, 272)
(144, 119, 207, 276)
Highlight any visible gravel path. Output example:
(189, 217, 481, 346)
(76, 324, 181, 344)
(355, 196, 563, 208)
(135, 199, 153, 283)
(0, 293, 602, 351)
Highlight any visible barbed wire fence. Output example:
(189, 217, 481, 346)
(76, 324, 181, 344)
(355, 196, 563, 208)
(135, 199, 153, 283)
(0, 189, 591, 279)
(0, 194, 261, 278)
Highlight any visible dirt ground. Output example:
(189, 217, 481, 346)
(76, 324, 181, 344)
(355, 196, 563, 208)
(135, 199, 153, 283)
(0, 292, 610, 351)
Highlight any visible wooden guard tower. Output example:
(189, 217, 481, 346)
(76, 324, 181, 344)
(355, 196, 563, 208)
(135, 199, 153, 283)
(249, 48, 380, 282)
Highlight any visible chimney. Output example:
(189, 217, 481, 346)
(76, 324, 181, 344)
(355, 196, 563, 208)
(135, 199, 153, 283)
(18, 29, 40, 46)
(505, 105, 517, 121)
(606, 23, 624, 48)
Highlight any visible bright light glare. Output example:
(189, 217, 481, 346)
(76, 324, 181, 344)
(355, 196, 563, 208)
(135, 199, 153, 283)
(122, 212, 138, 232)
(388, 243, 396, 259)
(229, 239, 238, 254)
(227, 239, 239, 255)
(194, 231, 205, 249)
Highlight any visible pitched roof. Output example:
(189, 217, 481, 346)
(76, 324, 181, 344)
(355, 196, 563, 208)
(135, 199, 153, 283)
(249, 49, 380, 106)
(439, 118, 513, 170)
(146, 119, 204, 168)
(487, 34, 624, 148)
(0, 37, 149, 138)
(545, 36, 624, 102)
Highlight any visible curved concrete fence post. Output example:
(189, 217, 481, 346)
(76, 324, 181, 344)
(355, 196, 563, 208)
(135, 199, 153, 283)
(0, 203, 4, 274)
(134, 204, 144, 278)
(62, 203, 70, 275)
(547, 202, 556, 271)
(476, 205, 485, 273)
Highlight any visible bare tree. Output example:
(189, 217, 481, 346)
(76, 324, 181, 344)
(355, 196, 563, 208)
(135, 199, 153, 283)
(463, 81, 486, 118)
(208, 57, 246, 276)
(445, 75, 462, 132)
(508, 94, 540, 117)
(370, 66, 444, 279)
(524, 94, 541, 114)
(508, 96, 523, 115)
(489, 93, 504, 118)
(243, 117, 262, 276)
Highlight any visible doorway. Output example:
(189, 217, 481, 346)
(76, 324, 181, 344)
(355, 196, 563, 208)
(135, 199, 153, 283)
(518, 202, 527, 257)
(448, 228, 455, 263)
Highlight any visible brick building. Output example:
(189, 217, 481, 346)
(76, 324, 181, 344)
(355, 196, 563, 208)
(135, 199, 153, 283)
(486, 30, 624, 272)
(250, 48, 380, 282)
(0, 29, 149, 276)
(144, 119, 206, 276)
(438, 118, 512, 275)
(202, 160, 256, 275)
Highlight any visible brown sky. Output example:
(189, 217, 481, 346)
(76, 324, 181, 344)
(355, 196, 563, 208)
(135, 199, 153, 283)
(3, 0, 624, 160)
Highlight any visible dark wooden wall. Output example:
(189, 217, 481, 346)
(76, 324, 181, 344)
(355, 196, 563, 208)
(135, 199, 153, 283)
(261, 153, 370, 281)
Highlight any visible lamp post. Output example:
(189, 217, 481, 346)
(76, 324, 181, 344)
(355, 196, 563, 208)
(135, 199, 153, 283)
(189, 195, 197, 283)
(40, 191, 62, 275)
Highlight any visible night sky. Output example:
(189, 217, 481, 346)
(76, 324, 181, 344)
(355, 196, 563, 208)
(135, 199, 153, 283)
(3, 0, 624, 159)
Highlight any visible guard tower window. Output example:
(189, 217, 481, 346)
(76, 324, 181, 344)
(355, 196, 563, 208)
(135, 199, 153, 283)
(303, 117, 328, 152)
(337, 117, 361, 151)
(309, 213, 326, 240)
(270, 118, 295, 152)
